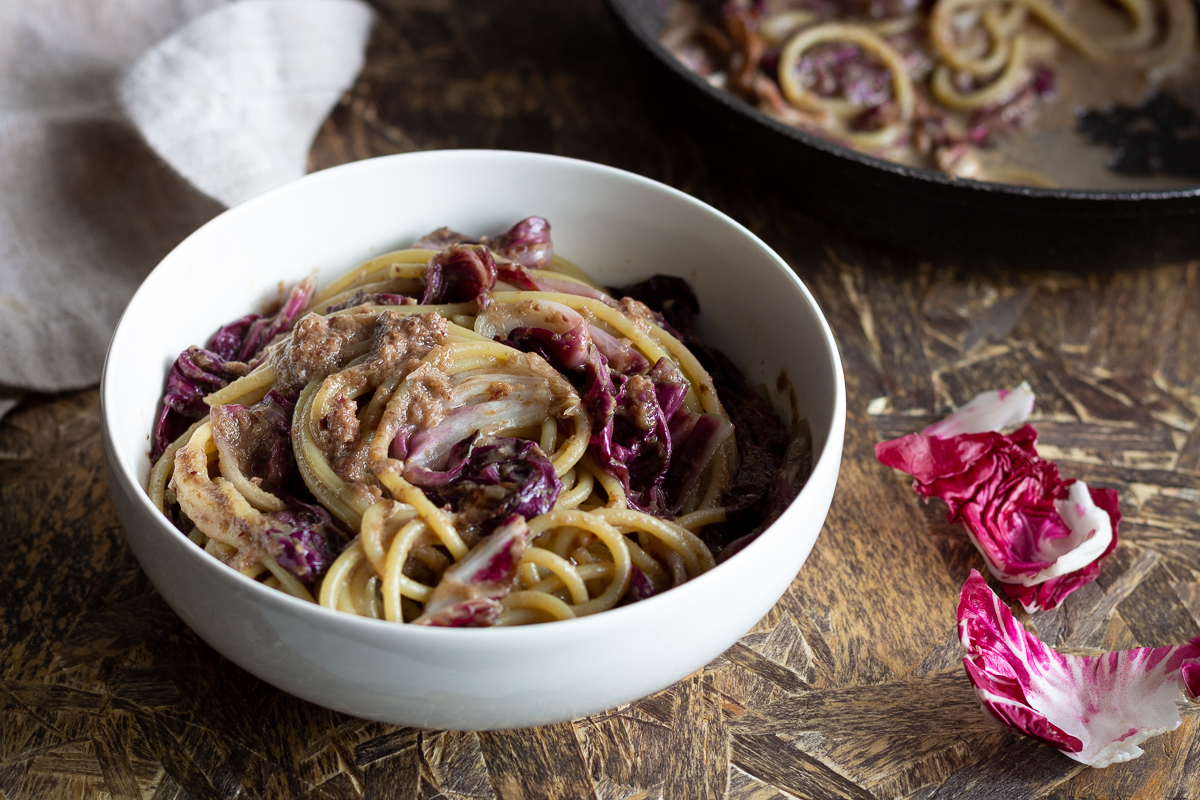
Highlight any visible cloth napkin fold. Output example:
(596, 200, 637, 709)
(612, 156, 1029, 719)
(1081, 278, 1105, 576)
(0, 0, 375, 415)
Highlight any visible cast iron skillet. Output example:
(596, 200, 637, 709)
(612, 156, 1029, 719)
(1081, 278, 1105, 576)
(605, 0, 1200, 267)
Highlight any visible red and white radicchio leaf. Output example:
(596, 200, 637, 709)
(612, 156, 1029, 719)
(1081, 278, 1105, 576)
(875, 387, 1120, 612)
(959, 570, 1200, 767)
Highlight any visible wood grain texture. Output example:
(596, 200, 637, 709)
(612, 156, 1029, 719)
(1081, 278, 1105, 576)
(2, 0, 1199, 797)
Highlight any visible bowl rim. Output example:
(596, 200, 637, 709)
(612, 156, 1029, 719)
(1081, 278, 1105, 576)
(604, 0, 1200, 203)
(101, 148, 848, 642)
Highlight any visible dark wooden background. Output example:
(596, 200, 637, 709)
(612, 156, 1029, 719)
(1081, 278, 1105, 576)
(3, 1, 1199, 797)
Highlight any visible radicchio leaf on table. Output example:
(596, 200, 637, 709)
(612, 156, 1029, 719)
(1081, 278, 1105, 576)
(959, 570, 1200, 767)
(876, 424, 1120, 612)
(922, 382, 1035, 438)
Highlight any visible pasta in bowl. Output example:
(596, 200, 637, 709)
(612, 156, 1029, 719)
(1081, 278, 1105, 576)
(147, 218, 805, 628)
(102, 150, 845, 728)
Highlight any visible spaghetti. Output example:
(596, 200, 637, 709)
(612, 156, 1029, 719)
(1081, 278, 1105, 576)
(147, 218, 808, 627)
(661, 0, 1198, 186)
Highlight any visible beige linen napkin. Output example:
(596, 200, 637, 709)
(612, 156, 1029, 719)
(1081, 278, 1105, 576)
(0, 0, 374, 415)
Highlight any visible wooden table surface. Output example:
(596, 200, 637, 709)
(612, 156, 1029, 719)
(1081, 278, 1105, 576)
(3, 1, 1199, 798)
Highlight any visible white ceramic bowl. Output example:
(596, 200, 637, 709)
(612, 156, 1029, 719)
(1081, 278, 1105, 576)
(101, 150, 846, 730)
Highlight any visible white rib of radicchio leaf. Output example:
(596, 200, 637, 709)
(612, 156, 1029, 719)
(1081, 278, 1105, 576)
(959, 570, 1200, 767)
(923, 381, 1035, 438)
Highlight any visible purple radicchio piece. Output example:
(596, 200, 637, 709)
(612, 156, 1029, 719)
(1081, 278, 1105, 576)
(588, 324, 649, 373)
(797, 42, 893, 107)
(587, 359, 711, 516)
(877, 425, 1120, 612)
(153, 279, 313, 459)
(507, 324, 595, 373)
(527, 271, 615, 303)
(493, 259, 615, 303)
(876, 384, 1121, 613)
(422, 244, 498, 306)
(397, 367, 560, 480)
(266, 498, 345, 584)
(208, 314, 259, 361)
(208, 390, 298, 497)
(236, 277, 315, 363)
(414, 514, 532, 627)
(418, 435, 563, 532)
(495, 261, 542, 291)
(489, 304, 675, 513)
(481, 216, 554, 270)
(627, 566, 658, 603)
(959, 569, 1200, 767)
(663, 410, 734, 507)
(153, 346, 239, 459)
(499, 324, 619, 447)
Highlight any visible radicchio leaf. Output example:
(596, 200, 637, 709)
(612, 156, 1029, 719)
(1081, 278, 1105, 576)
(153, 280, 313, 459)
(588, 325, 649, 373)
(237, 277, 315, 362)
(153, 346, 237, 459)
(481, 216, 554, 269)
(875, 424, 1120, 612)
(418, 435, 563, 531)
(923, 382, 1035, 438)
(266, 499, 345, 584)
(688, 341, 793, 556)
(398, 372, 557, 479)
(628, 567, 658, 603)
(719, 419, 814, 564)
(959, 570, 1200, 767)
(208, 389, 298, 497)
(585, 361, 700, 515)
(208, 314, 259, 361)
(414, 514, 531, 627)
(507, 324, 595, 373)
(422, 244, 498, 306)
